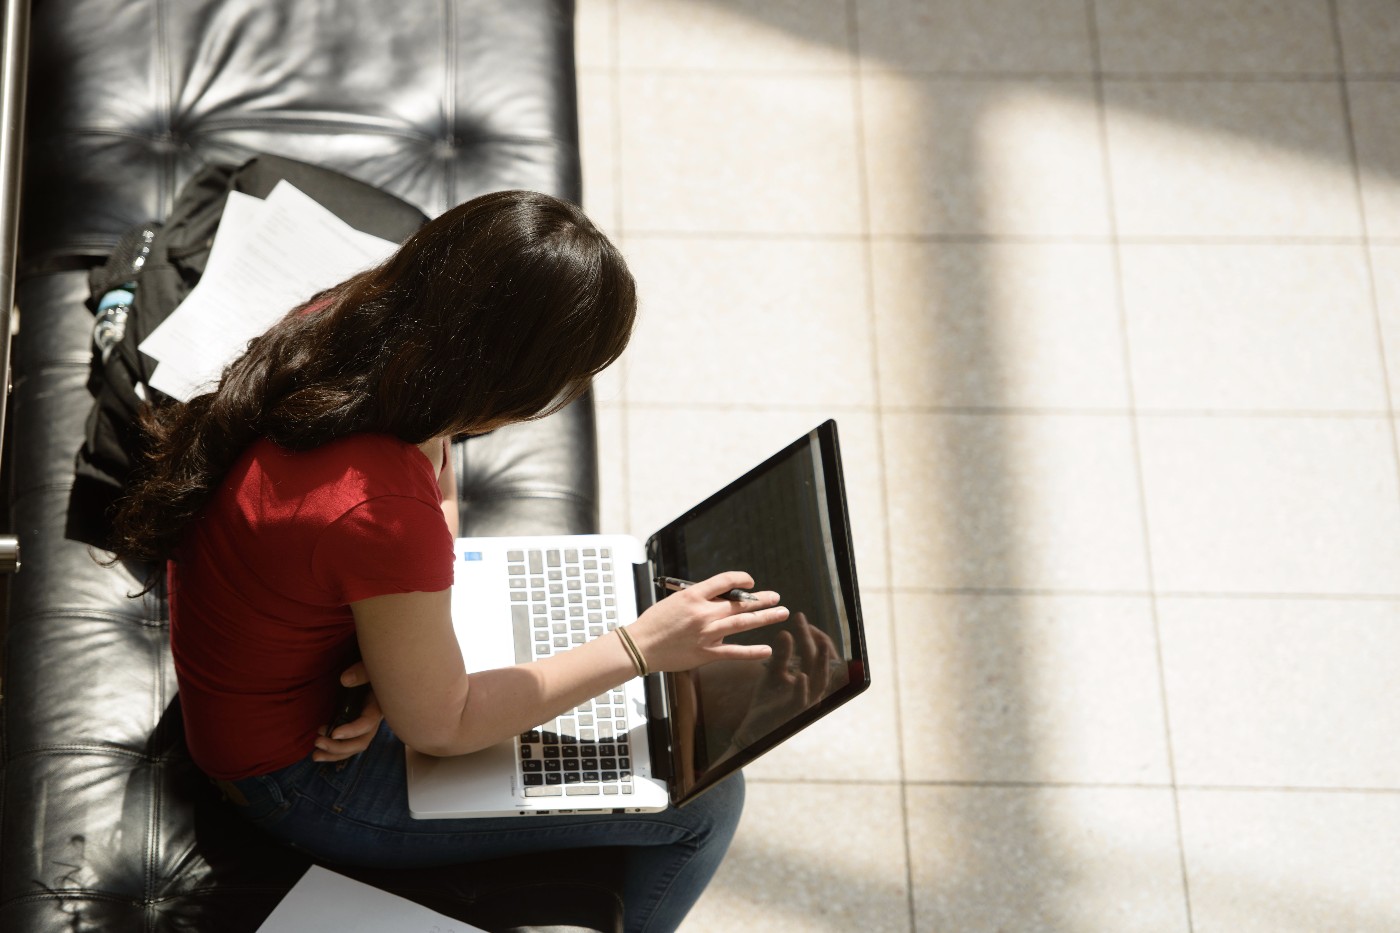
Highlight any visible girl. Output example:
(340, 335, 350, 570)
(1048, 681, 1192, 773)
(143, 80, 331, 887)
(110, 189, 788, 932)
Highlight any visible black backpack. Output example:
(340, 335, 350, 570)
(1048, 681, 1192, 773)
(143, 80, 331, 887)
(68, 154, 430, 549)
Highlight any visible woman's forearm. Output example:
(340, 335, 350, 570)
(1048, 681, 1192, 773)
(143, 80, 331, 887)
(414, 629, 638, 757)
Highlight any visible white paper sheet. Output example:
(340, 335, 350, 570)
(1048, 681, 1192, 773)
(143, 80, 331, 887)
(255, 865, 487, 933)
(140, 182, 399, 401)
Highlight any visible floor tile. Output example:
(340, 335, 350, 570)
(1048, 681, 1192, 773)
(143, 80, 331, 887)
(1372, 244, 1400, 397)
(623, 236, 875, 408)
(1337, 0, 1400, 75)
(1179, 789, 1400, 933)
(618, 0, 851, 72)
(578, 70, 620, 238)
(687, 782, 911, 933)
(871, 241, 1129, 410)
(745, 591, 899, 783)
(1119, 243, 1388, 412)
(882, 412, 1149, 591)
(1160, 597, 1400, 788)
(618, 74, 862, 235)
(1350, 80, 1400, 238)
(575, 0, 616, 71)
(627, 409, 889, 588)
(908, 785, 1190, 933)
(1137, 416, 1400, 595)
(894, 592, 1170, 784)
(862, 76, 1111, 236)
(1104, 80, 1362, 238)
(1094, 0, 1337, 75)
(855, 0, 1094, 75)
(595, 402, 629, 534)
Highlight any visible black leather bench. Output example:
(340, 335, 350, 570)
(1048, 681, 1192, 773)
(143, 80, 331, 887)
(1, 1, 625, 929)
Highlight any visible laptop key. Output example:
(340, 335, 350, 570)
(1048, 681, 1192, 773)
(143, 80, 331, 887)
(523, 772, 543, 785)
(528, 551, 543, 574)
(526, 786, 563, 797)
(511, 605, 533, 663)
(565, 785, 601, 796)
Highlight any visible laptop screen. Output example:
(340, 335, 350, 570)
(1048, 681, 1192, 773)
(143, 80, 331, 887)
(645, 420, 869, 805)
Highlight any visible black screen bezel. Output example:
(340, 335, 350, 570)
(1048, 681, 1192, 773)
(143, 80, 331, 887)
(645, 420, 871, 806)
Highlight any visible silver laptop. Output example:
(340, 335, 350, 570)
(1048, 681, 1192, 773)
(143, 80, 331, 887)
(405, 420, 869, 818)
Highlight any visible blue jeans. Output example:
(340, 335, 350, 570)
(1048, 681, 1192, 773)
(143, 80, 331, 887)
(225, 722, 744, 933)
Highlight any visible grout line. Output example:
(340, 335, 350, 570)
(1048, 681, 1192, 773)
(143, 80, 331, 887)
(745, 776, 1400, 796)
(887, 586, 1400, 601)
(620, 67, 1389, 83)
(845, 5, 917, 930)
(624, 399, 1399, 419)
(608, 0, 624, 239)
(1328, 0, 1400, 526)
(605, 0, 633, 537)
(620, 228, 1389, 247)
(1084, 2, 1195, 928)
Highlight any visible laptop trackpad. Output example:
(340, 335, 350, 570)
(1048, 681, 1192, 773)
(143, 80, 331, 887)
(406, 740, 519, 819)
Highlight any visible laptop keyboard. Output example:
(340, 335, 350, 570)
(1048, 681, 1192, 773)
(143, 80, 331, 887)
(507, 547, 635, 799)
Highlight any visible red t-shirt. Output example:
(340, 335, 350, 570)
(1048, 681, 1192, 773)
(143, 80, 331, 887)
(169, 433, 455, 779)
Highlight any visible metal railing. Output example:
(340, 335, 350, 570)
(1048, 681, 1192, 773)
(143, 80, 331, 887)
(0, 0, 28, 572)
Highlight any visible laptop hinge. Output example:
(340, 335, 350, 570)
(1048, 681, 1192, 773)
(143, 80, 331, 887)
(632, 558, 676, 784)
(643, 673, 673, 782)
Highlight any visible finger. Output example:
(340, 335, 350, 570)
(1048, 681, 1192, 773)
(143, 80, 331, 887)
(330, 715, 378, 741)
(725, 605, 789, 635)
(797, 616, 819, 669)
(330, 693, 383, 741)
(812, 637, 834, 697)
(692, 571, 757, 601)
(767, 630, 796, 683)
(314, 730, 374, 758)
(726, 589, 781, 611)
(708, 643, 773, 663)
(340, 661, 370, 687)
(312, 741, 361, 763)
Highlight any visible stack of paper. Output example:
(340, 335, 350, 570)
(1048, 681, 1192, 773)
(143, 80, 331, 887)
(255, 866, 487, 932)
(139, 181, 400, 402)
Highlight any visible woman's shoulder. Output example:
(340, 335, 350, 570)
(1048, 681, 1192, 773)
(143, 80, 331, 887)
(242, 434, 436, 498)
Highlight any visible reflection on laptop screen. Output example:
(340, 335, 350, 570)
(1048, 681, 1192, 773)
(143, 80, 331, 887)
(650, 426, 863, 801)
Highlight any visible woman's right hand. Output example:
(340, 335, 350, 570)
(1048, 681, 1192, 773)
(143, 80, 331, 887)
(627, 571, 788, 673)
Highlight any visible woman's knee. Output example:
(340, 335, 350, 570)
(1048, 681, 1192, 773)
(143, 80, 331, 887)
(682, 771, 746, 849)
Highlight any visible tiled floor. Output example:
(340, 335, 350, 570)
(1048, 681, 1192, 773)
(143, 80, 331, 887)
(575, 1, 1400, 930)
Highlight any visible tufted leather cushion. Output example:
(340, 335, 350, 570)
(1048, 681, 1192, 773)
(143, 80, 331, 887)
(2, 1, 624, 930)
(21, 0, 582, 267)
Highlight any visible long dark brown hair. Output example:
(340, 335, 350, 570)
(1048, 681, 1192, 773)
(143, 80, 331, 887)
(110, 189, 636, 566)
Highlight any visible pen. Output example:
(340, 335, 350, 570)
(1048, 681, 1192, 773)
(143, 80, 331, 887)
(655, 575, 760, 602)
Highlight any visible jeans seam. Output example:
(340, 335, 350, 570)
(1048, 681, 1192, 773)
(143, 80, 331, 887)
(630, 835, 699, 933)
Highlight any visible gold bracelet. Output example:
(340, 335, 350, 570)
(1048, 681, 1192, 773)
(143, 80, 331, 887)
(616, 626, 649, 678)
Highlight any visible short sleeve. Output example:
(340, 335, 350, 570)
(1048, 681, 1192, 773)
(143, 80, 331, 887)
(311, 495, 455, 604)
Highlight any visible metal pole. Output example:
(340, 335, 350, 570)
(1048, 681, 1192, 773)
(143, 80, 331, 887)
(0, 0, 28, 573)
